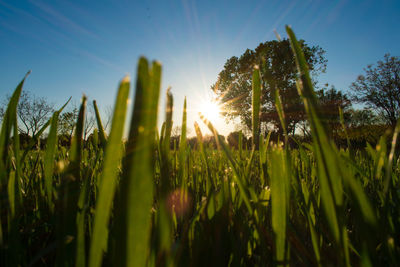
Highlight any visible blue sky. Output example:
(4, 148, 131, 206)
(1, 0, 399, 135)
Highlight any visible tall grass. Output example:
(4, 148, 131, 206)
(0, 29, 399, 267)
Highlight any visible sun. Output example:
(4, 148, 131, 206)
(199, 100, 221, 122)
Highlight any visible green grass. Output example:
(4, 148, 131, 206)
(0, 28, 399, 266)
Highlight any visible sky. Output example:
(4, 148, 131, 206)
(0, 0, 399, 136)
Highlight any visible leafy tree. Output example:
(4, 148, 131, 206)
(59, 107, 79, 140)
(212, 39, 327, 135)
(203, 134, 224, 149)
(0, 90, 54, 136)
(227, 131, 241, 149)
(187, 136, 198, 149)
(316, 85, 351, 133)
(346, 108, 381, 128)
(227, 131, 248, 149)
(350, 54, 400, 126)
(59, 101, 96, 142)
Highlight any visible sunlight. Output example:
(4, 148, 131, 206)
(198, 100, 221, 122)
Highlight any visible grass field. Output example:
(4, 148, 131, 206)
(0, 26, 399, 267)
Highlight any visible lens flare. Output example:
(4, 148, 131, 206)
(198, 100, 221, 122)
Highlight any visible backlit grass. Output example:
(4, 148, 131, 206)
(0, 27, 399, 267)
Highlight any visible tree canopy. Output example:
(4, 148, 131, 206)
(316, 85, 351, 133)
(350, 54, 400, 126)
(212, 38, 327, 135)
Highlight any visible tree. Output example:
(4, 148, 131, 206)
(212, 39, 327, 135)
(316, 85, 351, 133)
(58, 101, 96, 142)
(227, 131, 248, 149)
(346, 108, 381, 128)
(0, 90, 54, 136)
(171, 126, 181, 138)
(350, 54, 400, 126)
(103, 105, 113, 132)
(171, 126, 192, 138)
(59, 106, 78, 141)
(0, 107, 4, 123)
(83, 104, 95, 141)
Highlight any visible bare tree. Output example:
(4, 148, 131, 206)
(171, 126, 192, 137)
(171, 126, 181, 137)
(84, 104, 95, 141)
(0, 91, 54, 136)
(351, 54, 400, 126)
(103, 105, 113, 133)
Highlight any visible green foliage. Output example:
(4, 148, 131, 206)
(213, 38, 327, 135)
(114, 58, 161, 267)
(89, 76, 130, 267)
(0, 30, 399, 267)
(316, 86, 351, 133)
(93, 100, 107, 149)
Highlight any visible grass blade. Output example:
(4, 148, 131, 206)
(21, 97, 71, 164)
(44, 111, 61, 210)
(384, 119, 400, 194)
(56, 95, 86, 266)
(252, 66, 261, 148)
(115, 58, 161, 267)
(287, 25, 342, 243)
(179, 97, 188, 186)
(0, 71, 30, 176)
(89, 76, 130, 267)
(270, 148, 289, 265)
(199, 113, 254, 214)
(93, 100, 107, 149)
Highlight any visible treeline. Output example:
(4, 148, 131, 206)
(1, 51, 398, 151)
(5, 110, 395, 152)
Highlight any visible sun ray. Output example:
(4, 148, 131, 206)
(198, 100, 221, 122)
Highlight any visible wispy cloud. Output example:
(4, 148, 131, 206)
(28, 0, 99, 39)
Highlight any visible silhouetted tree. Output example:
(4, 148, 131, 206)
(227, 131, 240, 149)
(59, 101, 96, 142)
(346, 108, 382, 128)
(84, 104, 95, 141)
(350, 54, 400, 126)
(227, 131, 248, 149)
(316, 86, 351, 133)
(0, 90, 54, 136)
(103, 105, 113, 132)
(59, 106, 78, 141)
(212, 39, 327, 135)
(187, 137, 198, 149)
